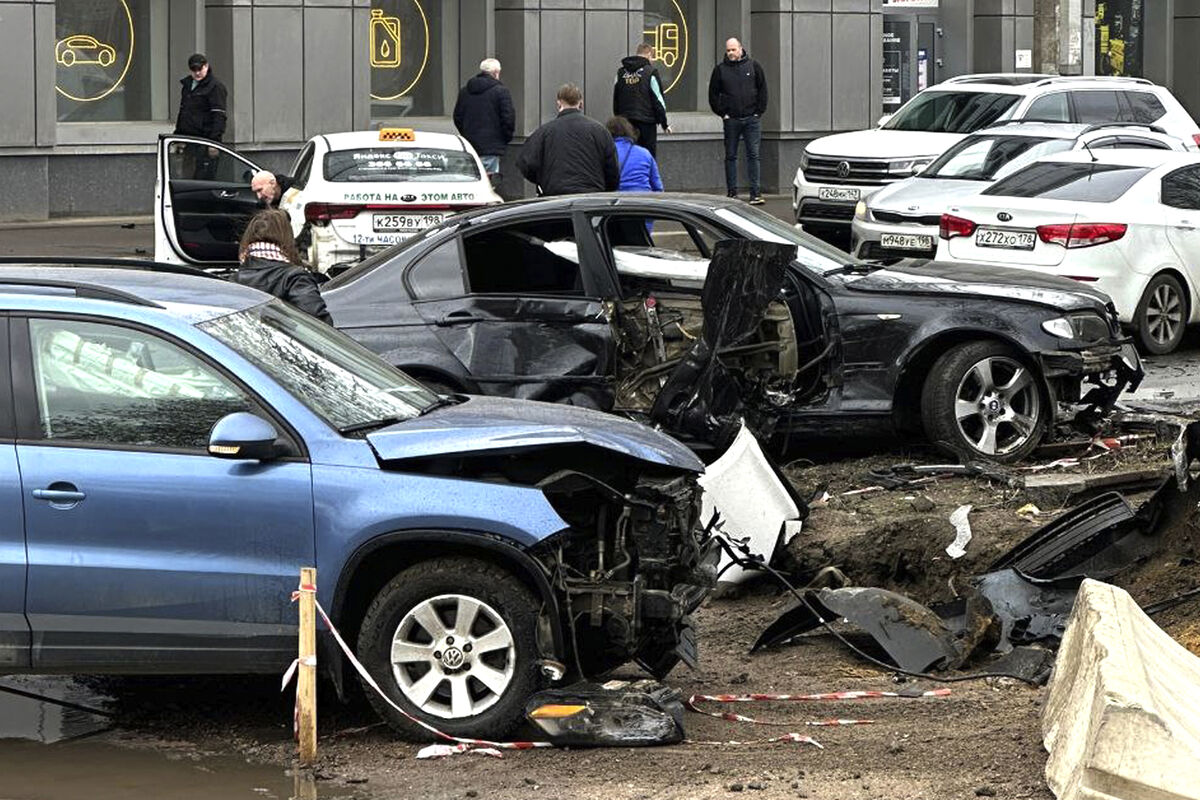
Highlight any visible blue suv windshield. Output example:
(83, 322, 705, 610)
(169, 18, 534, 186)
(200, 301, 438, 431)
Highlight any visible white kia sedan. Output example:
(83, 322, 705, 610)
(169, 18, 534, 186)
(935, 149, 1200, 354)
(155, 129, 500, 274)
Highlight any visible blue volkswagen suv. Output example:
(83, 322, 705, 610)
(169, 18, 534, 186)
(0, 262, 717, 740)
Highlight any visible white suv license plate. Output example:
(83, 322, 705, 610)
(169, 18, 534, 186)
(817, 187, 860, 202)
(975, 227, 1036, 250)
(373, 212, 445, 232)
(881, 233, 934, 251)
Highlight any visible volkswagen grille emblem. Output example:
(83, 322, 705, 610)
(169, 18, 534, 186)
(401, 194, 418, 203)
(997, 211, 1013, 222)
(836, 161, 852, 179)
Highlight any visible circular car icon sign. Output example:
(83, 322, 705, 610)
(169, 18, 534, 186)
(56, 34, 117, 67)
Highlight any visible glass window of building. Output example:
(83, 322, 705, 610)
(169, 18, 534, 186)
(643, 0, 697, 111)
(55, 0, 167, 122)
(370, 0, 444, 118)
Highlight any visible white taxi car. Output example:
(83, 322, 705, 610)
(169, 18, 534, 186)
(154, 129, 500, 274)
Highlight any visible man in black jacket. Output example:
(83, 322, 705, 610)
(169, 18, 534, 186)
(175, 53, 228, 180)
(517, 84, 619, 196)
(708, 38, 768, 204)
(613, 43, 670, 158)
(453, 58, 516, 185)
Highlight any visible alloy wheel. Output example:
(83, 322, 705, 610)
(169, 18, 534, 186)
(1145, 282, 1183, 348)
(389, 593, 516, 720)
(953, 355, 1041, 456)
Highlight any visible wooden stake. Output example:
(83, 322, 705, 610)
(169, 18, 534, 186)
(298, 566, 317, 767)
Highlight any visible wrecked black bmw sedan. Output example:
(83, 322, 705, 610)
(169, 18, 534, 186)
(323, 194, 1142, 462)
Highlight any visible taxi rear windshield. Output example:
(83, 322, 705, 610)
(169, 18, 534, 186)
(324, 148, 480, 183)
(983, 162, 1150, 202)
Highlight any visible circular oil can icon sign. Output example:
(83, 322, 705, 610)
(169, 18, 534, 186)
(54, 0, 135, 103)
(370, 1, 431, 101)
(643, 0, 689, 94)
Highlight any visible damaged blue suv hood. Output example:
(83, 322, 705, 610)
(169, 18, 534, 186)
(366, 395, 704, 471)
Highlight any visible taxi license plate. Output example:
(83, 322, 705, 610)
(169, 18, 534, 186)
(373, 212, 445, 232)
(975, 227, 1036, 250)
(880, 233, 934, 251)
(818, 187, 860, 202)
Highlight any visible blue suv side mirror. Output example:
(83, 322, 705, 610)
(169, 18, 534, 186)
(208, 412, 282, 461)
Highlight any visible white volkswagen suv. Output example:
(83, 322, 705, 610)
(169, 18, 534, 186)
(793, 75, 1200, 236)
(935, 149, 1200, 354)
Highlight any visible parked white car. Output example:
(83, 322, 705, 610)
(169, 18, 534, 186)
(793, 74, 1200, 235)
(935, 149, 1200, 354)
(155, 129, 501, 274)
(851, 121, 1186, 261)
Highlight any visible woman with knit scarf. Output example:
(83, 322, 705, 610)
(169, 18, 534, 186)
(236, 209, 332, 323)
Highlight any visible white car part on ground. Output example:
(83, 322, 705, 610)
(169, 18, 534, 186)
(1043, 579, 1200, 800)
(699, 424, 803, 584)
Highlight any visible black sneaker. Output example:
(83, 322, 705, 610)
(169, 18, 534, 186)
(748, 195, 765, 205)
(726, 190, 737, 198)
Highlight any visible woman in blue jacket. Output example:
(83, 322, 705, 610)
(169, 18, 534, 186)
(606, 116, 663, 192)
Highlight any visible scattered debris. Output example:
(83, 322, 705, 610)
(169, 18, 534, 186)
(1043, 580, 1200, 800)
(945, 505, 973, 559)
(1015, 503, 1041, 519)
(524, 680, 685, 747)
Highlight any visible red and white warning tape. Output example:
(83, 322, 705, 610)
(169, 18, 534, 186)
(283, 581, 951, 759)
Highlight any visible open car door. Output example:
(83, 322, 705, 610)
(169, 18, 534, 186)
(155, 135, 263, 269)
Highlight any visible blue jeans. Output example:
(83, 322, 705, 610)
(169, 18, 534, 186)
(723, 115, 761, 197)
(480, 155, 501, 175)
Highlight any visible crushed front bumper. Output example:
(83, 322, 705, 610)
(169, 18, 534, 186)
(1038, 341, 1144, 417)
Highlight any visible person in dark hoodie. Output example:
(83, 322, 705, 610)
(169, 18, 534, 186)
(612, 43, 670, 158)
(175, 53, 228, 180)
(517, 83, 619, 196)
(453, 58, 516, 183)
(236, 210, 331, 324)
(708, 37, 768, 204)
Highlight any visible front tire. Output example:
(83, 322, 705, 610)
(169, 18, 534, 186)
(356, 557, 543, 741)
(921, 341, 1047, 463)
(1134, 273, 1187, 355)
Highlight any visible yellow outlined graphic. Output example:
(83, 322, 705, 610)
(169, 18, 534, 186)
(370, 9, 401, 68)
(642, 0, 689, 94)
(369, 0, 430, 101)
(56, 35, 117, 67)
(54, 0, 135, 103)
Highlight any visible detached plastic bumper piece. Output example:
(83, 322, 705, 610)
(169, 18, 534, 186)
(524, 679, 685, 747)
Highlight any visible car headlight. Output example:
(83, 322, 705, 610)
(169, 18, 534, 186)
(854, 200, 869, 220)
(887, 157, 935, 177)
(799, 152, 810, 171)
(1042, 313, 1110, 342)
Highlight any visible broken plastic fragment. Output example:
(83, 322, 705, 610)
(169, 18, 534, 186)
(946, 504, 973, 559)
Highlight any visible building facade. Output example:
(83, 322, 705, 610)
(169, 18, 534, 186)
(0, 0, 1196, 221)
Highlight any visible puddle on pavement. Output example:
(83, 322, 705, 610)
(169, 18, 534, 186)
(0, 677, 363, 800)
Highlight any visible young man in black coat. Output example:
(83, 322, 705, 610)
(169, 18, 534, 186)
(517, 84, 619, 196)
(612, 43, 670, 158)
(708, 37, 768, 204)
(175, 53, 228, 180)
(453, 57, 516, 184)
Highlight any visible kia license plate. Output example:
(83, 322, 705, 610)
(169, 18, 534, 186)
(373, 212, 445, 232)
(974, 227, 1036, 250)
(880, 233, 934, 251)
(817, 187, 860, 202)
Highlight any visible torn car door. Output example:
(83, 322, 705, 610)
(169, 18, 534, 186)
(408, 213, 617, 406)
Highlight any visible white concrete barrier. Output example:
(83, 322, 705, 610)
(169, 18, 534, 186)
(1043, 579, 1200, 800)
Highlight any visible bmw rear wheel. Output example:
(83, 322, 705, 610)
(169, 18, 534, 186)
(356, 557, 542, 741)
(921, 341, 1047, 463)
(1134, 273, 1187, 355)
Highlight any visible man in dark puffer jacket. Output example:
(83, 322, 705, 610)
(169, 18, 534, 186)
(517, 83, 619, 196)
(453, 58, 516, 181)
(175, 53, 228, 180)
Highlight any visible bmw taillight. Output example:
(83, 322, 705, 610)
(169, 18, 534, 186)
(1036, 222, 1126, 248)
(939, 214, 976, 240)
(1192, 133, 1200, 148)
(304, 203, 363, 224)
